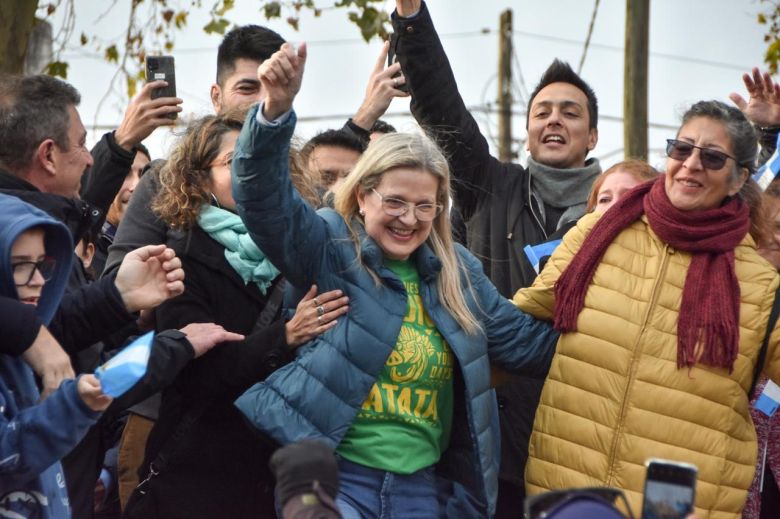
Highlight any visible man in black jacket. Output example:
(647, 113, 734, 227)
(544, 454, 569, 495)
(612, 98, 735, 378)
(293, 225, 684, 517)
(382, 1, 603, 516)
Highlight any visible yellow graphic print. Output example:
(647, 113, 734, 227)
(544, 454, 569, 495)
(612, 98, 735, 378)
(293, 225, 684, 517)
(388, 327, 435, 383)
(358, 282, 453, 425)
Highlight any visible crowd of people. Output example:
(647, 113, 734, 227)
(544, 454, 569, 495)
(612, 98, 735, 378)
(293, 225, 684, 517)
(2, 0, 780, 518)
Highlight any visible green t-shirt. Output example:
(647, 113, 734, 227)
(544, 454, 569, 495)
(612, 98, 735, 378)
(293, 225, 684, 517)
(336, 258, 455, 474)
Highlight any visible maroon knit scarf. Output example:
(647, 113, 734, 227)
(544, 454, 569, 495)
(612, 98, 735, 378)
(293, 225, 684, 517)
(554, 176, 750, 371)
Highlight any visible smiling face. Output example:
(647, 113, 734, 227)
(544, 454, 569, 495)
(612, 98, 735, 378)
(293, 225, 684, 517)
(11, 228, 46, 305)
(527, 82, 597, 169)
(356, 167, 440, 261)
(208, 130, 240, 211)
(664, 117, 747, 212)
(211, 58, 264, 113)
(48, 105, 94, 198)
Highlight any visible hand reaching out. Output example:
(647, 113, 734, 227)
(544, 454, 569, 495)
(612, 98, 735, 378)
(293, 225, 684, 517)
(285, 285, 349, 348)
(115, 244, 185, 313)
(729, 67, 780, 128)
(259, 42, 307, 121)
(23, 325, 74, 400)
(351, 41, 410, 132)
(180, 322, 245, 358)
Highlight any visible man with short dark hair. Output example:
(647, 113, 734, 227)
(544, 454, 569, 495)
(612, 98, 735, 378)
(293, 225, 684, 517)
(383, 2, 603, 516)
(303, 128, 366, 195)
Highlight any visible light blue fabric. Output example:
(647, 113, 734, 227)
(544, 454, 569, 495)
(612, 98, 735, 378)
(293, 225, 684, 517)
(231, 107, 560, 518)
(197, 204, 279, 294)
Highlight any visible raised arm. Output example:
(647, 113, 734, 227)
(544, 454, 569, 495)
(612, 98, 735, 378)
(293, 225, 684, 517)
(232, 43, 331, 288)
(392, 0, 506, 221)
(730, 67, 780, 164)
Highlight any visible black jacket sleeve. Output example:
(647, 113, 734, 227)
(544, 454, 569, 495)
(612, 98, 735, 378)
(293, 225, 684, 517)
(154, 266, 293, 401)
(48, 275, 135, 354)
(392, 2, 509, 221)
(0, 296, 44, 356)
(102, 162, 171, 277)
(758, 127, 780, 167)
(81, 131, 136, 224)
(104, 329, 195, 417)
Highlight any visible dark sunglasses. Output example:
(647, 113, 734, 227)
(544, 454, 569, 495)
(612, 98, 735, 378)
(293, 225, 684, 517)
(524, 487, 635, 519)
(12, 257, 57, 287)
(666, 139, 737, 170)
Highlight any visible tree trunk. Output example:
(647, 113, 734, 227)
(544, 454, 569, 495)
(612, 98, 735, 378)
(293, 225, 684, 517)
(0, 0, 37, 75)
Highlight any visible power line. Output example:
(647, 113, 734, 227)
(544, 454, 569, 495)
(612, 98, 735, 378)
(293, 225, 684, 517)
(578, 0, 601, 74)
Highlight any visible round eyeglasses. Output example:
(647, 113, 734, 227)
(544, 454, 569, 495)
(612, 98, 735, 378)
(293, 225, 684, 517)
(371, 189, 443, 222)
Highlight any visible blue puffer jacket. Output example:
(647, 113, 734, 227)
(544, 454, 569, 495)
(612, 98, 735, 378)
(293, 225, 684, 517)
(232, 107, 559, 516)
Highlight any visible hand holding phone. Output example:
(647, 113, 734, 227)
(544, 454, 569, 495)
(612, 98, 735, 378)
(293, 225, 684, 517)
(641, 458, 697, 519)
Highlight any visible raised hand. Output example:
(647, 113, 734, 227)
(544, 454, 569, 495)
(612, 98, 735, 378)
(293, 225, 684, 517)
(114, 80, 183, 151)
(258, 42, 307, 121)
(23, 325, 75, 400)
(729, 67, 780, 128)
(285, 285, 349, 348)
(351, 41, 410, 131)
(78, 374, 113, 412)
(179, 322, 245, 357)
(396, 0, 422, 17)
(115, 244, 185, 313)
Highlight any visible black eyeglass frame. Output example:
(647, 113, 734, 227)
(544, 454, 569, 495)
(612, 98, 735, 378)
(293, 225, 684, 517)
(665, 139, 737, 170)
(11, 257, 57, 287)
(523, 486, 636, 519)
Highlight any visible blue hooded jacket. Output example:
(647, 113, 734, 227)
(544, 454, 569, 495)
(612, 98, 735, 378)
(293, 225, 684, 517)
(0, 193, 100, 517)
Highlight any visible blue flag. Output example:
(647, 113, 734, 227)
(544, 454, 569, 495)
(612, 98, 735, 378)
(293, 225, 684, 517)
(524, 239, 562, 275)
(95, 331, 153, 398)
(753, 132, 780, 191)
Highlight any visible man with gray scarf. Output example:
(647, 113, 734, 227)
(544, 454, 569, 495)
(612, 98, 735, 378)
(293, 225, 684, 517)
(383, 1, 601, 516)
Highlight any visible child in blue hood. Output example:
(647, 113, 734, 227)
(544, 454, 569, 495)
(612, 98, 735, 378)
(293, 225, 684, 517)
(0, 193, 112, 518)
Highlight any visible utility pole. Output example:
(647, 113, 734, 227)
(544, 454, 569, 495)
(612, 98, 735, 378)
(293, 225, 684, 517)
(498, 9, 513, 162)
(624, 0, 650, 160)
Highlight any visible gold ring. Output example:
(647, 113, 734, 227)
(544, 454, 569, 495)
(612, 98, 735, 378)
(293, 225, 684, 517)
(313, 297, 321, 307)
(317, 316, 323, 325)
(317, 305, 325, 316)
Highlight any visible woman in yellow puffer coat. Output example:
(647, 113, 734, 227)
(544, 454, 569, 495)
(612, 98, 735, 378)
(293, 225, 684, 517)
(514, 100, 780, 518)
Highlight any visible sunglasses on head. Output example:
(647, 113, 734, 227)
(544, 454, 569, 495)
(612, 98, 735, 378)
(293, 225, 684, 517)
(665, 139, 737, 170)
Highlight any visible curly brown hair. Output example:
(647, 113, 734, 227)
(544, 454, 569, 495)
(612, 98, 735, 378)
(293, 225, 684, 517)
(153, 110, 244, 230)
(153, 109, 320, 230)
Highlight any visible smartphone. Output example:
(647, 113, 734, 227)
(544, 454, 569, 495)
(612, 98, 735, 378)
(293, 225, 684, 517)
(145, 55, 177, 119)
(641, 458, 697, 519)
(386, 35, 409, 93)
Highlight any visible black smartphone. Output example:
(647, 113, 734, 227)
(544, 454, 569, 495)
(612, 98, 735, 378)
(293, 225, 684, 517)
(641, 458, 697, 519)
(145, 55, 177, 119)
(386, 35, 408, 93)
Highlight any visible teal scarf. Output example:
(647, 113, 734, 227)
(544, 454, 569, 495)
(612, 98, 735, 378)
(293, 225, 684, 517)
(197, 205, 279, 294)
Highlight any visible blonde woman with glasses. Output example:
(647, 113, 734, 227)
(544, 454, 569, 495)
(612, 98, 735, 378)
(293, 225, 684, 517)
(232, 43, 559, 518)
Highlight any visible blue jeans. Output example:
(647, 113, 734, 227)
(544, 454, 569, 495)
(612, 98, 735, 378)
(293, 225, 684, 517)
(335, 457, 440, 518)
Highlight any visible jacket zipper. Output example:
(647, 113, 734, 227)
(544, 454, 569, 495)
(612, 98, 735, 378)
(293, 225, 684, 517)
(604, 242, 673, 485)
(524, 173, 547, 240)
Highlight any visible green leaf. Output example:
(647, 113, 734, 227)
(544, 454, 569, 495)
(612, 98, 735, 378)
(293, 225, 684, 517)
(263, 2, 282, 19)
(203, 18, 230, 34)
(127, 76, 138, 98)
(215, 0, 235, 16)
(44, 61, 69, 78)
(174, 11, 188, 28)
(80, 33, 88, 46)
(105, 45, 119, 63)
(759, 13, 768, 24)
(287, 17, 299, 31)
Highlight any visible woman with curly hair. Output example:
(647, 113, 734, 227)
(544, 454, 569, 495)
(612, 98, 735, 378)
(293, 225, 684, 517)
(126, 110, 348, 519)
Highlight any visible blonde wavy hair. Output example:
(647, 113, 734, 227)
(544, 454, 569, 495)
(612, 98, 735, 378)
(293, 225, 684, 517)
(333, 132, 482, 335)
(154, 109, 320, 230)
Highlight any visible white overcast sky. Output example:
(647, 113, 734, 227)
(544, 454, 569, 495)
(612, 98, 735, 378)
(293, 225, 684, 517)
(52, 0, 768, 171)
